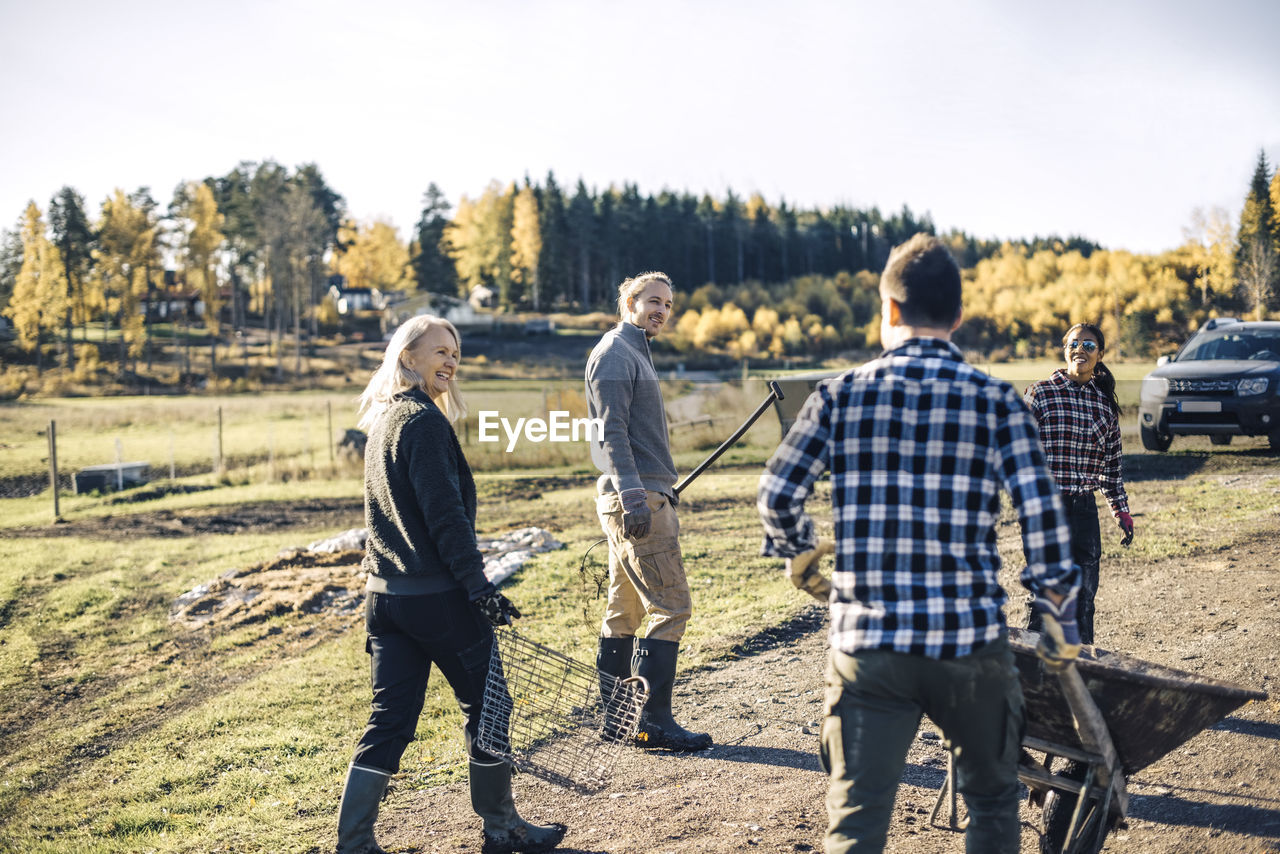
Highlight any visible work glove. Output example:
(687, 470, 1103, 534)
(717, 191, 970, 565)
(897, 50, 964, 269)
(471, 584, 522, 627)
(1117, 512, 1134, 547)
(785, 537, 834, 603)
(1032, 587, 1081, 673)
(620, 489, 651, 540)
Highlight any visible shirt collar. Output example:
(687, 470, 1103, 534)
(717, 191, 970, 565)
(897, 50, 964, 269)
(616, 320, 653, 356)
(880, 337, 964, 361)
(1050, 368, 1097, 391)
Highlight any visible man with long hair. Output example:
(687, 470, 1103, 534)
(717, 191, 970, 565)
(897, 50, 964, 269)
(586, 271, 712, 752)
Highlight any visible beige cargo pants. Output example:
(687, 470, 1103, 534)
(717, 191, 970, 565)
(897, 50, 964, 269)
(596, 490, 693, 643)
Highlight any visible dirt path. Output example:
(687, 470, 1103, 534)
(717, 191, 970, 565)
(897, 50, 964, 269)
(374, 549, 1280, 854)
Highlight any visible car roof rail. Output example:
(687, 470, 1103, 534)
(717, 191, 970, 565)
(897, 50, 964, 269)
(1200, 317, 1240, 331)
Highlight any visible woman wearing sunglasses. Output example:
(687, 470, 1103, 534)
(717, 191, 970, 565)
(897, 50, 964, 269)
(1023, 322, 1134, 645)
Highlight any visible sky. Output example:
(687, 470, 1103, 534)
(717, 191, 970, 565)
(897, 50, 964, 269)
(2, 0, 1278, 256)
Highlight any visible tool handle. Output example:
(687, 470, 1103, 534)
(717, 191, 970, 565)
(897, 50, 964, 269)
(673, 381, 785, 497)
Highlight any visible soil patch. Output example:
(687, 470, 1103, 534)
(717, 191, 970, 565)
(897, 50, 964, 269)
(0, 497, 365, 539)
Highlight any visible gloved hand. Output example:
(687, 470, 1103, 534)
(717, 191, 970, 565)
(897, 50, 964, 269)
(1117, 512, 1134, 547)
(1032, 587, 1081, 672)
(472, 584, 522, 627)
(785, 537, 835, 603)
(620, 489, 651, 540)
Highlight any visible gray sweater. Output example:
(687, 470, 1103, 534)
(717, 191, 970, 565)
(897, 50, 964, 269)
(585, 321, 678, 496)
(362, 389, 490, 597)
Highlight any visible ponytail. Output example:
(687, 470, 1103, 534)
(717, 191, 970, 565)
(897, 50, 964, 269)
(1093, 361, 1121, 417)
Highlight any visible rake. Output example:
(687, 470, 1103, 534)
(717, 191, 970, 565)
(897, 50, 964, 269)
(477, 628, 649, 793)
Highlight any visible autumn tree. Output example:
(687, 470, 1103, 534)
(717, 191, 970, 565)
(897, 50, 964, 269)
(510, 184, 542, 309)
(95, 189, 159, 371)
(1183, 207, 1237, 307)
(10, 202, 68, 374)
(173, 181, 226, 373)
(334, 219, 410, 294)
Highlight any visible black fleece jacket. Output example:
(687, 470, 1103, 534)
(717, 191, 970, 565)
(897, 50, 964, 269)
(361, 388, 489, 597)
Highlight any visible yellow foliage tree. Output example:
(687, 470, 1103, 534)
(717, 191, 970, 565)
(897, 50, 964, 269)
(511, 185, 542, 308)
(10, 202, 68, 366)
(333, 219, 410, 294)
(175, 182, 226, 369)
(95, 189, 158, 360)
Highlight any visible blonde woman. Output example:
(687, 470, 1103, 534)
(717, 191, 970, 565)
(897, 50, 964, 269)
(337, 315, 567, 854)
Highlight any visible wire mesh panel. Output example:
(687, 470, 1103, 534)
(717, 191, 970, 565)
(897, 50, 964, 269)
(477, 628, 648, 793)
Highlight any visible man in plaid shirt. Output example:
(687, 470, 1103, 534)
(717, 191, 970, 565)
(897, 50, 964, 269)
(758, 234, 1080, 853)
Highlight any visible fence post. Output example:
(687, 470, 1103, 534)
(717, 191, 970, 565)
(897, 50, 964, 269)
(217, 406, 224, 475)
(48, 420, 60, 522)
(327, 400, 335, 475)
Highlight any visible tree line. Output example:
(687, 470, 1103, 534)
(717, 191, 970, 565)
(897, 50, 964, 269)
(1, 151, 1277, 383)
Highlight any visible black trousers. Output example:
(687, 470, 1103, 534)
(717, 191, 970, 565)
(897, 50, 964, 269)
(1029, 491, 1102, 644)
(350, 588, 498, 773)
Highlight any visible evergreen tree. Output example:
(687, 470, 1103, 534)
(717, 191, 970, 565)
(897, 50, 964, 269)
(208, 163, 259, 333)
(537, 171, 570, 308)
(0, 220, 22, 313)
(48, 186, 95, 369)
(411, 183, 457, 297)
(567, 180, 596, 308)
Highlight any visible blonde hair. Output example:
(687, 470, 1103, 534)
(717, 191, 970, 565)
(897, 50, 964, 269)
(616, 271, 673, 317)
(357, 315, 467, 431)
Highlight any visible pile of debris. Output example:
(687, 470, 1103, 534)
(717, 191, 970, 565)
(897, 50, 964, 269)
(169, 527, 562, 630)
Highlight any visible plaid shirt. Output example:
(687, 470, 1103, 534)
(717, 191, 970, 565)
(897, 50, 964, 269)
(1023, 370, 1129, 517)
(758, 338, 1077, 659)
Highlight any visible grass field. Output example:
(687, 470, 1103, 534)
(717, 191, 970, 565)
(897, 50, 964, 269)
(2, 362, 1276, 852)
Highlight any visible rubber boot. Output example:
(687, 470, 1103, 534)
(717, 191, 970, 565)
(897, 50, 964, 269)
(632, 638, 712, 752)
(596, 636, 634, 742)
(336, 763, 391, 854)
(469, 758, 568, 854)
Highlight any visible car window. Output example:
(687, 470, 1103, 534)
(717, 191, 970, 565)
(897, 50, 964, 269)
(1179, 330, 1280, 361)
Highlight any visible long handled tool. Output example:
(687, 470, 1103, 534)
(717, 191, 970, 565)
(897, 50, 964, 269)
(673, 380, 785, 496)
(579, 380, 787, 593)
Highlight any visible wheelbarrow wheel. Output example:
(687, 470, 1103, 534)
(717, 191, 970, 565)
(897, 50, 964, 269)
(1040, 761, 1117, 854)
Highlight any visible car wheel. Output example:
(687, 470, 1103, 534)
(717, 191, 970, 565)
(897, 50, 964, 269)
(1140, 425, 1172, 452)
(1270, 430, 1280, 453)
(1210, 434, 1232, 446)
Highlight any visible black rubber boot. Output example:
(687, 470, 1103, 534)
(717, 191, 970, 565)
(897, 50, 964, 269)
(336, 763, 391, 854)
(597, 636, 634, 742)
(632, 638, 712, 752)
(469, 759, 568, 854)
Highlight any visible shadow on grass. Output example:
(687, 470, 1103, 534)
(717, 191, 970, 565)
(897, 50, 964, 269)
(1122, 447, 1280, 483)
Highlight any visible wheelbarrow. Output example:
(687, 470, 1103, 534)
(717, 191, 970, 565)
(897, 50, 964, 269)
(930, 627, 1268, 854)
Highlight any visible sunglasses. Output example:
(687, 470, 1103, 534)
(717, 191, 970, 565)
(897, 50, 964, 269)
(1066, 340, 1099, 353)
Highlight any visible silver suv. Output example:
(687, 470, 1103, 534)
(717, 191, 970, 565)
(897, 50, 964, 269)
(1138, 318, 1280, 452)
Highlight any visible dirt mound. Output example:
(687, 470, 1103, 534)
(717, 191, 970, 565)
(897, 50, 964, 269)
(169, 548, 367, 630)
(169, 526, 565, 631)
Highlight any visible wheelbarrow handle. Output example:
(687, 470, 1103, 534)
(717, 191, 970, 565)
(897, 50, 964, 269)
(673, 380, 785, 497)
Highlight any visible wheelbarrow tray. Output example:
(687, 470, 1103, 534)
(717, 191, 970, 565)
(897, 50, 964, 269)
(1009, 627, 1267, 775)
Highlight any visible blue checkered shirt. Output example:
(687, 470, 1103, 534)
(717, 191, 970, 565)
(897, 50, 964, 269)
(758, 338, 1078, 659)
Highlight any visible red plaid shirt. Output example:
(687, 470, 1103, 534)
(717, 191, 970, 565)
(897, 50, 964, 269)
(1024, 370, 1129, 517)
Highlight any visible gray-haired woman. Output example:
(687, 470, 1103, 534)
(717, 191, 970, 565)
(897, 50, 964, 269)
(336, 315, 566, 854)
